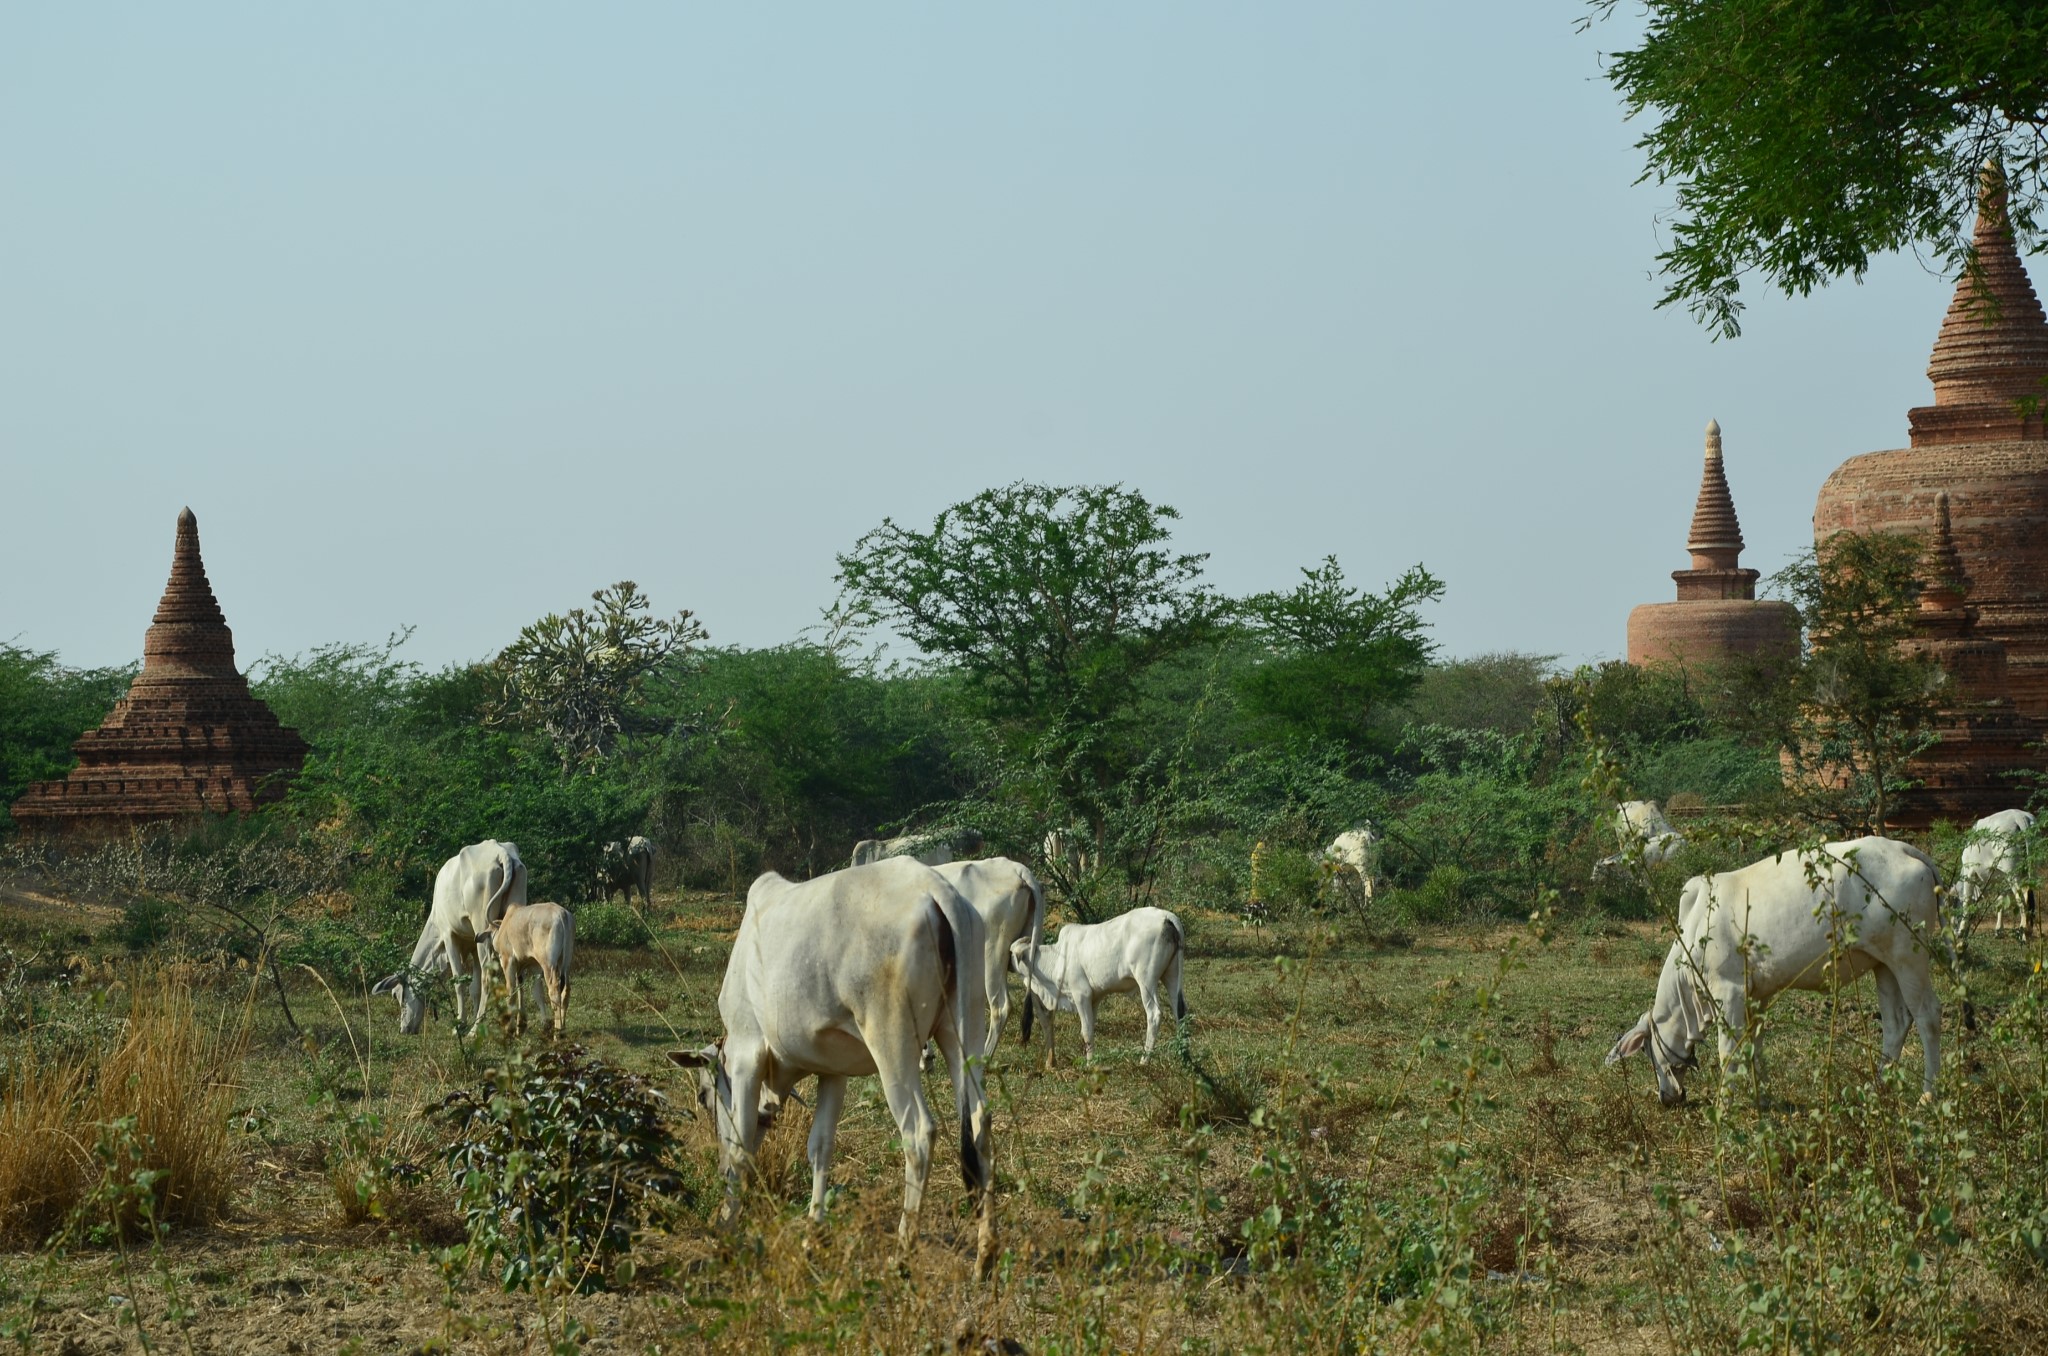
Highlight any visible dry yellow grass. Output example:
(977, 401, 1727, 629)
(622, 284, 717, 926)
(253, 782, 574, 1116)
(0, 966, 250, 1245)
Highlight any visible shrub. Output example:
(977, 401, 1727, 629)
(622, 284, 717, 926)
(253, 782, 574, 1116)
(437, 1045, 686, 1292)
(571, 901, 652, 948)
(0, 968, 249, 1246)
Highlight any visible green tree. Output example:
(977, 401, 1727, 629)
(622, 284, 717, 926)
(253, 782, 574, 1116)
(489, 582, 706, 772)
(1776, 531, 1943, 835)
(1588, 0, 2048, 336)
(833, 482, 1223, 834)
(0, 645, 134, 826)
(1235, 557, 1443, 761)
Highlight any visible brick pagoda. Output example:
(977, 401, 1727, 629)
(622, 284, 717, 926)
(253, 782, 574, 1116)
(10, 508, 309, 836)
(1627, 419, 1800, 667)
(1815, 162, 2048, 721)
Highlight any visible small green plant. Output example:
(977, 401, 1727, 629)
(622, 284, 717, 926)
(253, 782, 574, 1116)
(436, 1044, 686, 1292)
(569, 901, 651, 948)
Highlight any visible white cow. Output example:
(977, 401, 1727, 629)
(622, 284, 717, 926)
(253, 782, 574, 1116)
(373, 840, 526, 1034)
(480, 901, 575, 1038)
(849, 828, 983, 869)
(1606, 837, 1943, 1106)
(1594, 799, 1685, 880)
(1010, 906, 1187, 1065)
(667, 858, 995, 1272)
(1954, 808, 2037, 937)
(599, 835, 656, 907)
(933, 857, 1047, 1058)
(1322, 826, 1380, 908)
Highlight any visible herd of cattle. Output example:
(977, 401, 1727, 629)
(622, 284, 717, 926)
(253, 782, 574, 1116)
(361, 804, 2039, 1262)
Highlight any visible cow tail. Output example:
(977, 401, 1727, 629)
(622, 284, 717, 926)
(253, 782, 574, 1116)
(1020, 872, 1046, 1043)
(929, 897, 987, 1193)
(1164, 914, 1188, 1021)
(485, 843, 519, 925)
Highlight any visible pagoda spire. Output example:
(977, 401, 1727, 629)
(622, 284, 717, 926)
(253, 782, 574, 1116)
(140, 507, 240, 680)
(1685, 418, 1745, 570)
(1910, 161, 2048, 446)
(1921, 491, 1972, 616)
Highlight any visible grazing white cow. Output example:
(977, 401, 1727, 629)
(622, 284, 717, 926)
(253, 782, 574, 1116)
(1594, 799, 1685, 880)
(373, 840, 526, 1034)
(1606, 836, 1943, 1106)
(480, 901, 575, 1038)
(1010, 906, 1187, 1065)
(933, 857, 1047, 1058)
(667, 858, 995, 1272)
(599, 835, 656, 907)
(849, 828, 983, 869)
(1322, 826, 1380, 908)
(1954, 808, 2037, 937)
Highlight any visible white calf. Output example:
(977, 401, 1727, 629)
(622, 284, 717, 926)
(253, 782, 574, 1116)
(481, 901, 575, 1038)
(1607, 837, 1943, 1105)
(1954, 808, 2036, 937)
(374, 839, 526, 1033)
(1010, 906, 1187, 1065)
(668, 858, 995, 1272)
(1322, 826, 1379, 908)
(934, 857, 1046, 1058)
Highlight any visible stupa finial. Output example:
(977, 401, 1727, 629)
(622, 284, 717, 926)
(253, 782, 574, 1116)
(1923, 491, 1972, 613)
(142, 506, 237, 678)
(1685, 419, 1744, 570)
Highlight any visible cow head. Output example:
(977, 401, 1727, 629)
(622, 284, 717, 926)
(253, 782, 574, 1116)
(667, 1042, 786, 1144)
(371, 970, 428, 1035)
(1604, 991, 1699, 1108)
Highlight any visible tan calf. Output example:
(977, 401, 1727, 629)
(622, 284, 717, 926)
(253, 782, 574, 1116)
(481, 901, 575, 1038)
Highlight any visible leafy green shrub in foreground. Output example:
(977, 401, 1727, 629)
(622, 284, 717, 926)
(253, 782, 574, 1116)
(437, 1045, 686, 1292)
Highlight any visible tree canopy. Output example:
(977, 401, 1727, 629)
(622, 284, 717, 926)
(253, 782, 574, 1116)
(1589, 0, 2048, 336)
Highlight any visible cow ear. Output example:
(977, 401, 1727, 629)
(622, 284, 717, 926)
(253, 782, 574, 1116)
(1606, 1017, 1651, 1065)
(667, 1049, 714, 1070)
(371, 974, 401, 997)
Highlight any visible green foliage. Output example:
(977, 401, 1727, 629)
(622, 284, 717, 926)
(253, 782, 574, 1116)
(1393, 651, 1557, 739)
(1236, 557, 1443, 761)
(437, 1045, 685, 1293)
(489, 581, 706, 772)
(570, 901, 651, 949)
(1588, 0, 2048, 336)
(0, 645, 133, 829)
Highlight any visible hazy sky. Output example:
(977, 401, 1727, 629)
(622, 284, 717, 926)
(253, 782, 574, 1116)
(1, 5, 1973, 675)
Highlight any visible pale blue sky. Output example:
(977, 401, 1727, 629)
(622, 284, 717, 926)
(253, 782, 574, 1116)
(1, 5, 1966, 674)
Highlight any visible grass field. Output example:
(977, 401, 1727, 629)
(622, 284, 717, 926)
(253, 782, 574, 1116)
(1, 882, 2044, 1354)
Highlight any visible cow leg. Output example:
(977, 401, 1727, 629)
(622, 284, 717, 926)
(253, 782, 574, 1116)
(450, 937, 478, 1030)
(1891, 963, 1942, 1097)
(874, 1046, 938, 1248)
(1713, 984, 1748, 1088)
(930, 997, 996, 1277)
(1873, 966, 1908, 1067)
(805, 1075, 848, 1220)
(501, 957, 523, 1035)
(984, 977, 1009, 1063)
(1076, 995, 1098, 1065)
(546, 965, 568, 1038)
(1137, 978, 1163, 1064)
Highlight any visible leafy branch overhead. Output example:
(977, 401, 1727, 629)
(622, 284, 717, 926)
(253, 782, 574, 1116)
(1587, 0, 2048, 336)
(488, 582, 707, 772)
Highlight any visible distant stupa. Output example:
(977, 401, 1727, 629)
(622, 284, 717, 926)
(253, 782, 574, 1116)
(1627, 420, 1800, 667)
(10, 508, 309, 836)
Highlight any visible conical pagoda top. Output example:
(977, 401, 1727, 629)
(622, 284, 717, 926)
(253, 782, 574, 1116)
(140, 507, 238, 679)
(1685, 418, 1745, 569)
(1910, 161, 2048, 445)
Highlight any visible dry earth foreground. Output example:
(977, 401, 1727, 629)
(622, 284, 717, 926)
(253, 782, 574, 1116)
(2, 879, 2046, 1355)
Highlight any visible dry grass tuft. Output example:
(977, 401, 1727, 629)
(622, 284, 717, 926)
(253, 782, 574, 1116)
(0, 966, 250, 1245)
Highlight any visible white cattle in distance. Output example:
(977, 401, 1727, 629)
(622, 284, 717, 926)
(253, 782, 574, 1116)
(1010, 906, 1187, 1065)
(1954, 808, 2037, 937)
(933, 857, 1047, 1058)
(374, 840, 527, 1034)
(849, 828, 983, 869)
(1322, 826, 1380, 907)
(599, 835, 656, 907)
(1041, 828, 1095, 879)
(1607, 837, 1943, 1106)
(668, 858, 996, 1273)
(1594, 799, 1685, 880)
(481, 901, 575, 1038)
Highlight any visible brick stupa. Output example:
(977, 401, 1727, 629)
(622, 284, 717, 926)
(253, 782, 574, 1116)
(1627, 420, 1800, 667)
(1887, 492, 2046, 827)
(1815, 161, 2048, 721)
(10, 508, 309, 836)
